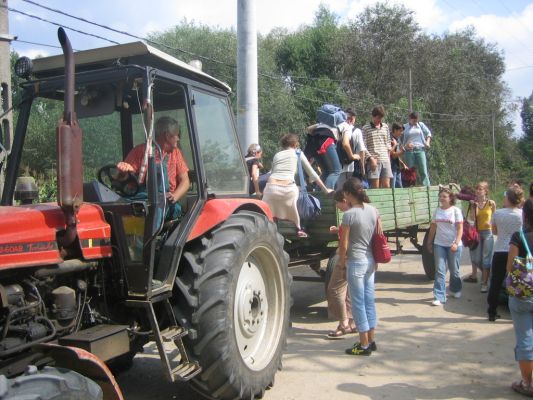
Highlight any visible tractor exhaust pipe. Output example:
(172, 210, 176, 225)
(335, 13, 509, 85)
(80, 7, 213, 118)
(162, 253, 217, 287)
(56, 28, 83, 248)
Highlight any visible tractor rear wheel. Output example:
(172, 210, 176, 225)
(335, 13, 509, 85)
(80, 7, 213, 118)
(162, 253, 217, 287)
(175, 210, 291, 400)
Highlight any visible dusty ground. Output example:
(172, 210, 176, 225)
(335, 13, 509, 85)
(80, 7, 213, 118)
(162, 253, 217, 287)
(117, 250, 522, 400)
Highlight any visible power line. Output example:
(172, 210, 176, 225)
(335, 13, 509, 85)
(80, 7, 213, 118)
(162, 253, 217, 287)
(13, 38, 79, 51)
(7, 1, 503, 121)
(2, 5, 119, 45)
(19, 0, 233, 68)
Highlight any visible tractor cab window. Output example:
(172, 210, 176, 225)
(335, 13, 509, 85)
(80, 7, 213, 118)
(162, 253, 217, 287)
(191, 89, 247, 194)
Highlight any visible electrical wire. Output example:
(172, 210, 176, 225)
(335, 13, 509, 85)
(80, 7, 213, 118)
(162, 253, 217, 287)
(8, 1, 505, 121)
(3, 5, 119, 44)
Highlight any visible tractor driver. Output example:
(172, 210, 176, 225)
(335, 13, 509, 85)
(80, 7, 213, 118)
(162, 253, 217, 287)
(117, 116, 190, 219)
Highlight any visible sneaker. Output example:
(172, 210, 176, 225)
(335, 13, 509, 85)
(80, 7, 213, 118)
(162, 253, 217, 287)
(345, 343, 372, 356)
(431, 299, 442, 306)
(370, 341, 377, 351)
(480, 284, 488, 293)
(451, 291, 462, 299)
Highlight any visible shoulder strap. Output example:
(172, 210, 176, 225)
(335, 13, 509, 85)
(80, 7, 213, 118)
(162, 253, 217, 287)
(296, 150, 307, 193)
(520, 230, 533, 259)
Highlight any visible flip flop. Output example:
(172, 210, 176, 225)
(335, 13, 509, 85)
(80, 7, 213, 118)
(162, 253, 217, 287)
(327, 325, 355, 339)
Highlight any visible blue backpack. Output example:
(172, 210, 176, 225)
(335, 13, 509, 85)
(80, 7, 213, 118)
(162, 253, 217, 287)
(316, 104, 346, 128)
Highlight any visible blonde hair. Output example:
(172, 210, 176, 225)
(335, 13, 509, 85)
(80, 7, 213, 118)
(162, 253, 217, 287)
(476, 181, 490, 196)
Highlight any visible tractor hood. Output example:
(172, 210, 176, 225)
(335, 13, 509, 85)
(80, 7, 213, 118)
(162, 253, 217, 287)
(0, 203, 112, 270)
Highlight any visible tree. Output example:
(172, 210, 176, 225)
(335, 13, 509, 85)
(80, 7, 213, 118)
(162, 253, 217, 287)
(520, 91, 533, 166)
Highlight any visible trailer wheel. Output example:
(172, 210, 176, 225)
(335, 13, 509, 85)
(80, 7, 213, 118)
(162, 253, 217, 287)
(324, 253, 339, 297)
(422, 231, 435, 280)
(175, 210, 291, 400)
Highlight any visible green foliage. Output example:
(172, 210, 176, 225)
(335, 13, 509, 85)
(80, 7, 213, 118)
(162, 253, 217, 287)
(7, 3, 531, 190)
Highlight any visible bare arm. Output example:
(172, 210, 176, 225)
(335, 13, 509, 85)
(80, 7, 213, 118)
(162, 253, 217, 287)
(426, 222, 437, 253)
(451, 221, 463, 253)
(251, 164, 261, 196)
(168, 172, 190, 203)
(337, 224, 349, 268)
(491, 222, 498, 235)
(342, 133, 359, 161)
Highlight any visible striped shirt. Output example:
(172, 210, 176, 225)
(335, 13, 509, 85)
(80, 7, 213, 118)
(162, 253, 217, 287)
(362, 122, 391, 162)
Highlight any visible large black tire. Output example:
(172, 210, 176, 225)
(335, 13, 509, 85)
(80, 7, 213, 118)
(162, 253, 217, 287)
(422, 231, 435, 280)
(324, 253, 339, 297)
(0, 366, 102, 399)
(174, 210, 291, 400)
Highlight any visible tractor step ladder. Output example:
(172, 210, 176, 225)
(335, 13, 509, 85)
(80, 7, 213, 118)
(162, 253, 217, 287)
(128, 297, 202, 382)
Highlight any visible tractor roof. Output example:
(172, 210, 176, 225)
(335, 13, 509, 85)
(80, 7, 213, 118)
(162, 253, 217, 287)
(31, 41, 231, 93)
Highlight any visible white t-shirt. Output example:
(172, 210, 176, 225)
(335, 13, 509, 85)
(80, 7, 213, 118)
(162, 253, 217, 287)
(340, 127, 366, 173)
(432, 206, 463, 247)
(492, 208, 523, 252)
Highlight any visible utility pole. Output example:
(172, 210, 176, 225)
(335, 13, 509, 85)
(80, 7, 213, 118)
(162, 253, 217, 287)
(237, 0, 259, 153)
(491, 111, 497, 190)
(408, 67, 412, 112)
(0, 0, 15, 196)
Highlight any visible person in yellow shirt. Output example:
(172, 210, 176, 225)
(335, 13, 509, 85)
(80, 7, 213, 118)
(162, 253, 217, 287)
(463, 181, 496, 292)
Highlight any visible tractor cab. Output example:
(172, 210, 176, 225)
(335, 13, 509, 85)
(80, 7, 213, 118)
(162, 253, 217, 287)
(2, 41, 248, 299)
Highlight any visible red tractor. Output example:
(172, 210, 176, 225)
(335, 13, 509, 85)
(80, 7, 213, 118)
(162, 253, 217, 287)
(0, 29, 290, 399)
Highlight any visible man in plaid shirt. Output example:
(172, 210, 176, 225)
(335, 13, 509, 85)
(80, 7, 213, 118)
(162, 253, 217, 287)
(362, 105, 392, 189)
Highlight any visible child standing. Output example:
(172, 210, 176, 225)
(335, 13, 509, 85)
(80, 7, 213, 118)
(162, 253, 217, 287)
(463, 181, 496, 293)
(390, 122, 406, 189)
(326, 190, 356, 338)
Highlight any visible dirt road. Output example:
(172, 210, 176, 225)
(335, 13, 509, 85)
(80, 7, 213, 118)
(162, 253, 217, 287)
(117, 252, 522, 400)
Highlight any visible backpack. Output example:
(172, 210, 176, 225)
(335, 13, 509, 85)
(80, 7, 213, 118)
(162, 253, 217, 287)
(316, 104, 347, 128)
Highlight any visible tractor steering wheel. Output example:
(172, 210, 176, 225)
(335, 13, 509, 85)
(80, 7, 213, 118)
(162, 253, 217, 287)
(97, 164, 139, 197)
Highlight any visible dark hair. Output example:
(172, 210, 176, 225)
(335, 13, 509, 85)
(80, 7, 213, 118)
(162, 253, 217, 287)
(438, 187, 456, 205)
(280, 133, 299, 148)
(506, 185, 524, 206)
(333, 190, 345, 202)
(342, 178, 370, 204)
(345, 108, 356, 118)
(524, 199, 533, 228)
(392, 122, 403, 132)
(409, 111, 419, 120)
(371, 105, 385, 118)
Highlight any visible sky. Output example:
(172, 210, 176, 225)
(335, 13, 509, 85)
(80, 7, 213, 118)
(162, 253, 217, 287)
(5, 0, 533, 134)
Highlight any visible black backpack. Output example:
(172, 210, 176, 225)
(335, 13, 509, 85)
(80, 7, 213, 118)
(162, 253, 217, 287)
(336, 125, 356, 165)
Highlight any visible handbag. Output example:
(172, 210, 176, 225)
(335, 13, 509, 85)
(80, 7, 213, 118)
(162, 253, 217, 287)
(371, 208, 391, 263)
(505, 230, 533, 299)
(401, 166, 417, 187)
(296, 150, 321, 220)
(462, 205, 479, 250)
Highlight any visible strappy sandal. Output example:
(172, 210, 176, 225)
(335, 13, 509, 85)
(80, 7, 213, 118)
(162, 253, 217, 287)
(463, 275, 478, 283)
(512, 380, 533, 398)
(327, 324, 355, 339)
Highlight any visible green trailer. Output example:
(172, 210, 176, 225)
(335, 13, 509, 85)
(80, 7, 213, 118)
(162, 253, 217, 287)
(279, 185, 442, 280)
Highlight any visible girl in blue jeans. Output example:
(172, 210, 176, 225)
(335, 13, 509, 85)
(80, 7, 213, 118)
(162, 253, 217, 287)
(338, 178, 378, 356)
(426, 188, 464, 306)
(508, 199, 533, 397)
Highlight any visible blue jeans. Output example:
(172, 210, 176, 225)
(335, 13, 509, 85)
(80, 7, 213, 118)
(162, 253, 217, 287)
(509, 296, 533, 361)
(392, 169, 403, 188)
(469, 230, 494, 269)
(347, 255, 377, 333)
(433, 244, 463, 302)
(320, 143, 342, 190)
(404, 149, 430, 186)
